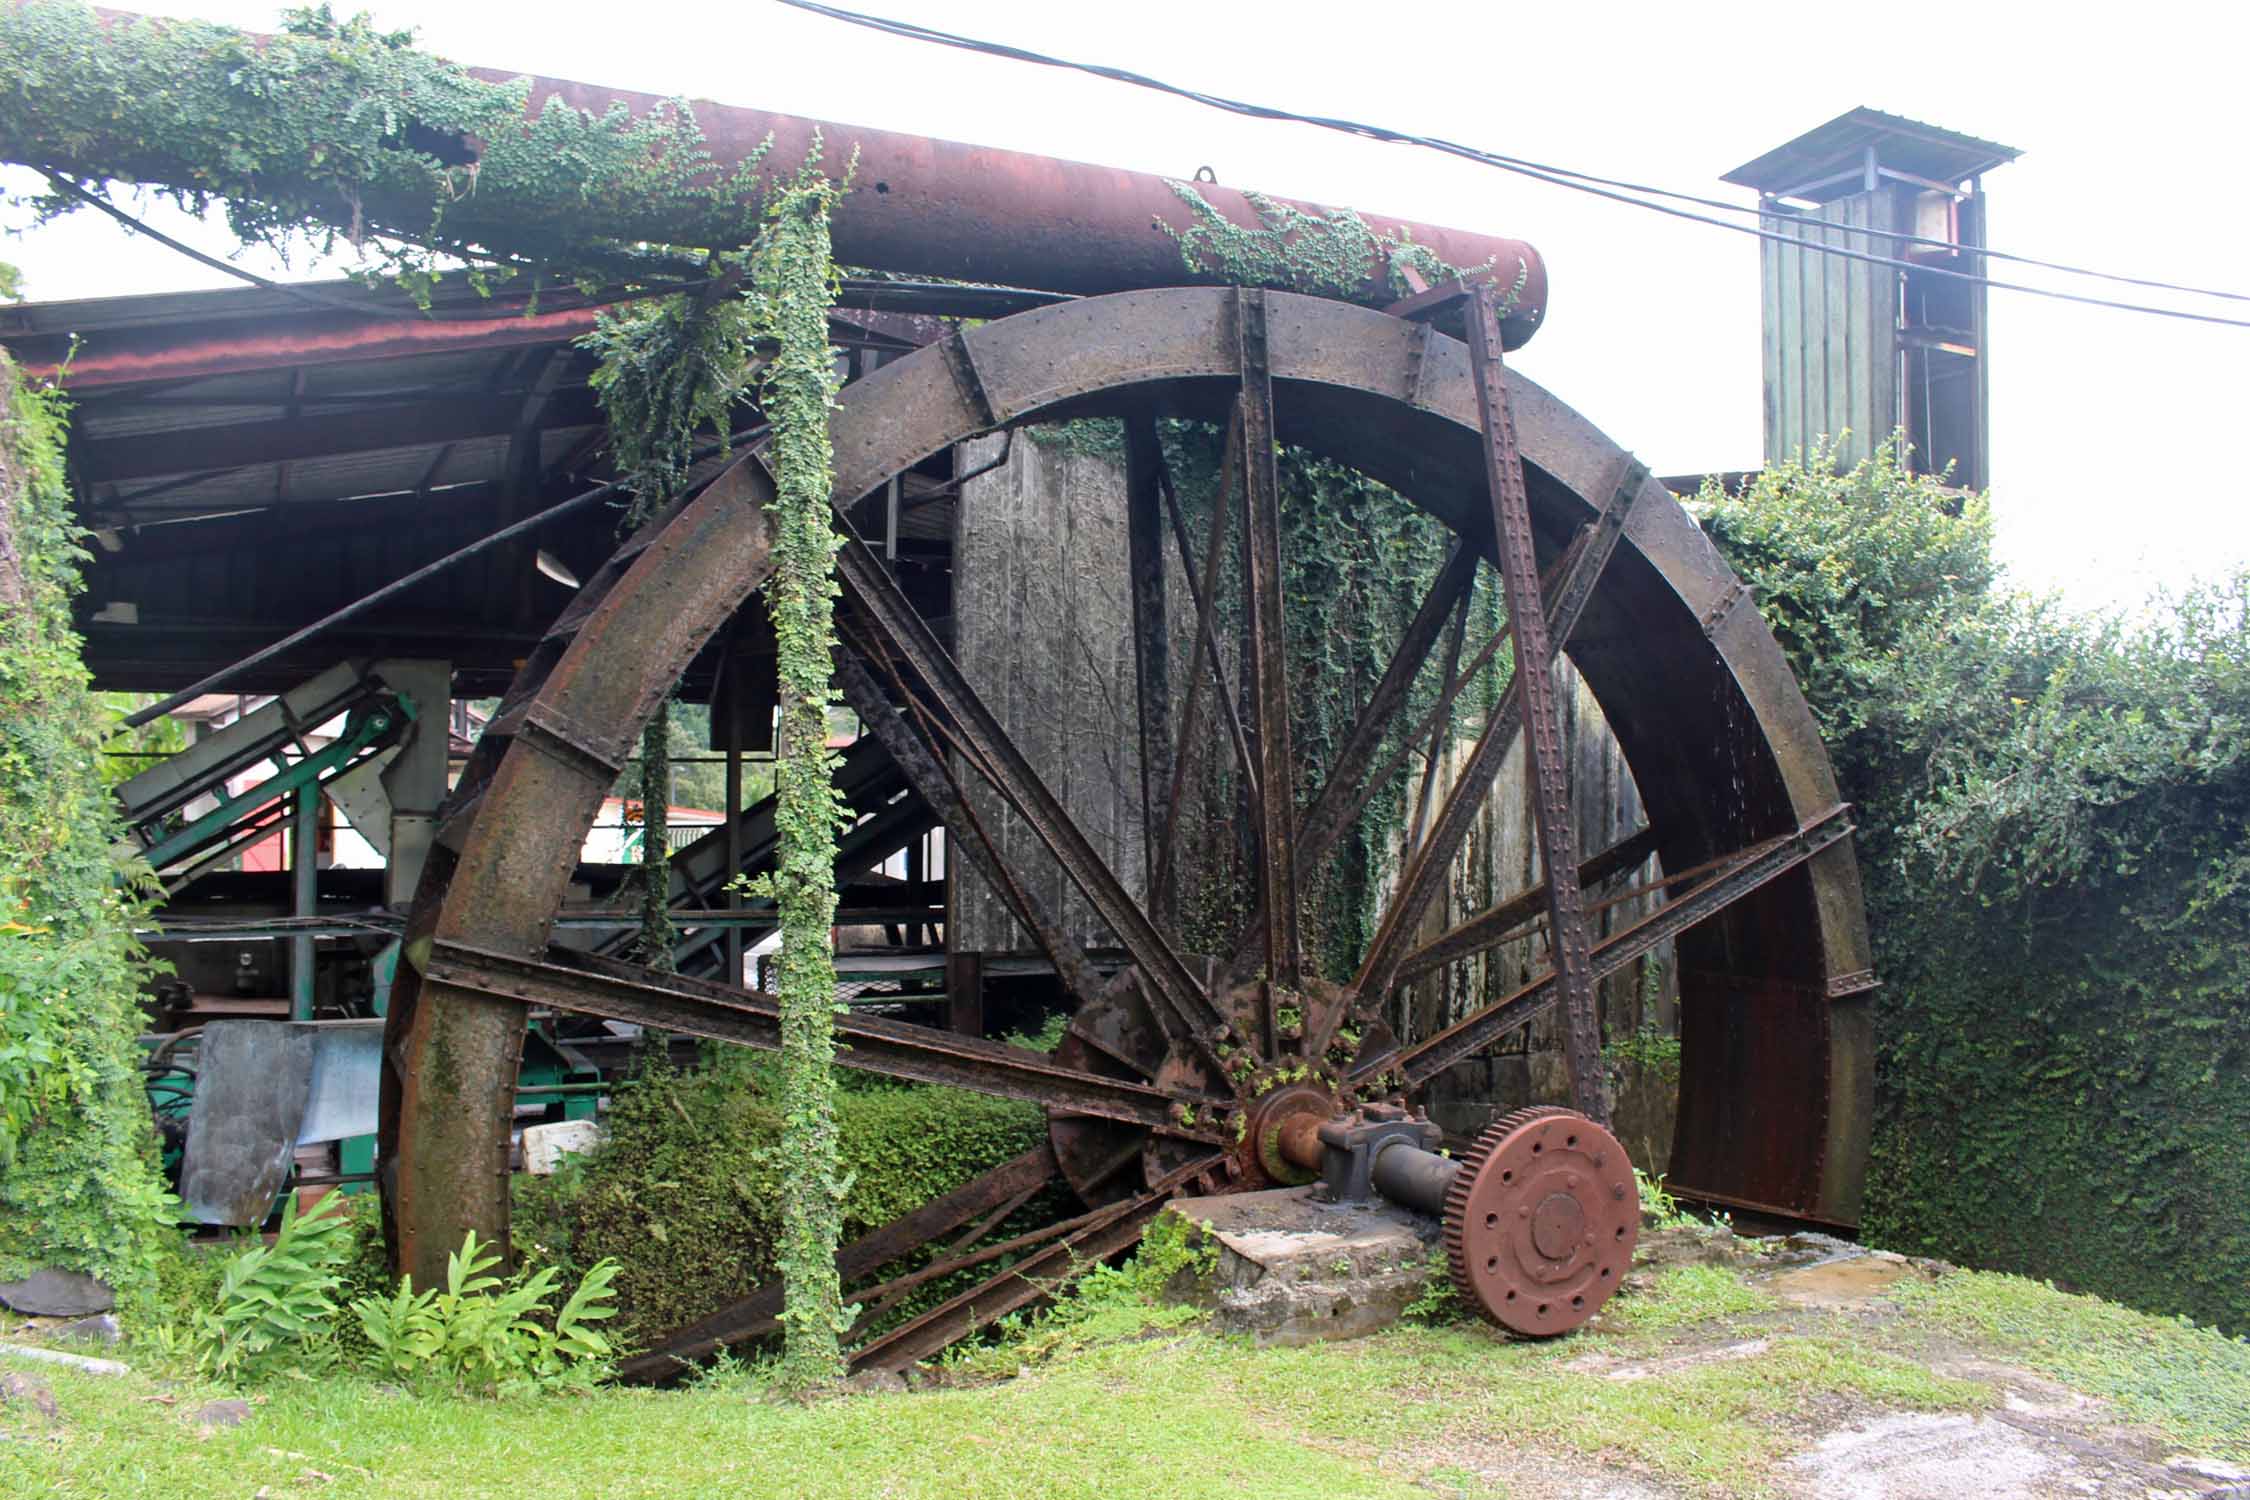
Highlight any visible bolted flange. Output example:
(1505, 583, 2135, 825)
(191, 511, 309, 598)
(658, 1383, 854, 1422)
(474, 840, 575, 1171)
(1442, 1105, 1637, 1337)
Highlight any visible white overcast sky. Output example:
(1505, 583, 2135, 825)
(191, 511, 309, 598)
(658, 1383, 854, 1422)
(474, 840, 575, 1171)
(5, 0, 2243, 610)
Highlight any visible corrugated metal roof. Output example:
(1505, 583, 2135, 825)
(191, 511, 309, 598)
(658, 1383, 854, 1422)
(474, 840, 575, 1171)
(1722, 107, 2020, 198)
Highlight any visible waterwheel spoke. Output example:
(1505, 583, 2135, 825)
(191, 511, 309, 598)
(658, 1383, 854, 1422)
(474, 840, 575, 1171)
(1235, 289, 1302, 998)
(418, 938, 1229, 1136)
(1217, 531, 1484, 989)
(833, 530, 1227, 1048)
(1458, 286, 1606, 1118)
(1124, 413, 1174, 895)
(616, 1142, 1062, 1382)
(848, 1152, 1219, 1374)
(834, 637, 1103, 1010)
(1353, 806, 1854, 1092)
(1148, 406, 1256, 925)
(1394, 826, 1660, 985)
(1342, 447, 1645, 1037)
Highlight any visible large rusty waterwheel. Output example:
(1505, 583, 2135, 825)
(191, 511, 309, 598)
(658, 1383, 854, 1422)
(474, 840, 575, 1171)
(379, 285, 1873, 1372)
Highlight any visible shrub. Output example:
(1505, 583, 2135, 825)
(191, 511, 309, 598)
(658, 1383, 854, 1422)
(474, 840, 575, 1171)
(177, 1194, 353, 1381)
(352, 1231, 621, 1396)
(521, 1061, 1048, 1352)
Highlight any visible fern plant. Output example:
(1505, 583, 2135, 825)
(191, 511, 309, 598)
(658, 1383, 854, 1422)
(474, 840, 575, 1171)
(352, 1230, 621, 1396)
(187, 1192, 354, 1380)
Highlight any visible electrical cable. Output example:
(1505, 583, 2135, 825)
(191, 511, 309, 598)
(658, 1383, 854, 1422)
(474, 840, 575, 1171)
(775, 0, 2250, 330)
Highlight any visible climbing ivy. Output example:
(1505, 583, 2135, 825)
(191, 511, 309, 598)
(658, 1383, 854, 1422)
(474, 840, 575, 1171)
(742, 147, 854, 1388)
(582, 257, 772, 972)
(0, 351, 175, 1306)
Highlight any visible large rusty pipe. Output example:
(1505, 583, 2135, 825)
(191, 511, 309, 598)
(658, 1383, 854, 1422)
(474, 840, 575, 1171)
(47, 8, 1545, 345)
(473, 67, 1548, 347)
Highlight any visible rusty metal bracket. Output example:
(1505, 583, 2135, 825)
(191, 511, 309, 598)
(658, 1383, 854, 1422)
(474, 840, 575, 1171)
(422, 937, 1228, 1136)
(1699, 581, 1750, 637)
(942, 331, 1001, 434)
(506, 701, 631, 782)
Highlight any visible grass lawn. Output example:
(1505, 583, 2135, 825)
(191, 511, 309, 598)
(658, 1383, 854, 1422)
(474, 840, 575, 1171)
(5, 1247, 2244, 1498)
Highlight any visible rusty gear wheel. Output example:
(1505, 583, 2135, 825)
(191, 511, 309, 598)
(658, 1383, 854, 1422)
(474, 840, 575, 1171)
(1443, 1106, 1638, 1336)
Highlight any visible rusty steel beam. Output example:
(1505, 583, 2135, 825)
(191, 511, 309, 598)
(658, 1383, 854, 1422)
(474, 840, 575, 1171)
(1395, 826, 1661, 984)
(1362, 807, 1856, 1091)
(421, 938, 1228, 1137)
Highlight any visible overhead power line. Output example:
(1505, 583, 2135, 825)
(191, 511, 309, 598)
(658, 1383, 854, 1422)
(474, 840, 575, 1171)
(776, 0, 2250, 331)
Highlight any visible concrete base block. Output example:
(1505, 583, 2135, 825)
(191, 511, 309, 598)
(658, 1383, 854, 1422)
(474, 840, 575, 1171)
(1164, 1186, 1440, 1346)
(522, 1119, 606, 1175)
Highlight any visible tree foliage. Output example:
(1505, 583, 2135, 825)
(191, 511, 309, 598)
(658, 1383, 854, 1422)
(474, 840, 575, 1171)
(1696, 445, 2250, 1333)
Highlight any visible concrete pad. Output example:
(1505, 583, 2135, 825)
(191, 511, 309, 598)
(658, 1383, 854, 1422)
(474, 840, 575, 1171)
(1787, 1412, 2065, 1498)
(1165, 1186, 1439, 1346)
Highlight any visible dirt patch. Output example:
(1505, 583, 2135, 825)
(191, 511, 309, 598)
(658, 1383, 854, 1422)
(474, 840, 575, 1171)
(1416, 1431, 1684, 1499)
(1765, 1255, 1926, 1309)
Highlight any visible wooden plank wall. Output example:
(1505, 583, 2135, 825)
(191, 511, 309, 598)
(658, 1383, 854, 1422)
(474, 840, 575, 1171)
(1760, 191, 1902, 472)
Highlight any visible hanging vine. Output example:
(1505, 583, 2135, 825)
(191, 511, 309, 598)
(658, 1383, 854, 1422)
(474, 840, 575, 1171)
(582, 256, 767, 971)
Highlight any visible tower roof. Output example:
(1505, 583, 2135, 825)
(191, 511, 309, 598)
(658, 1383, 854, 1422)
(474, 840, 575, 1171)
(1723, 107, 2020, 201)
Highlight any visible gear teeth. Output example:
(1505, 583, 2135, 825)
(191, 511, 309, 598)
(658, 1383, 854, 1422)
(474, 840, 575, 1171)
(1443, 1105, 1586, 1328)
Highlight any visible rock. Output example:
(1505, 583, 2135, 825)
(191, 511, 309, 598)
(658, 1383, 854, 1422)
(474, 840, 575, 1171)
(2169, 1455, 2250, 1483)
(0, 1269, 115, 1317)
(0, 1371, 58, 1423)
(193, 1398, 251, 1430)
(52, 1315, 121, 1347)
(845, 1368, 907, 1396)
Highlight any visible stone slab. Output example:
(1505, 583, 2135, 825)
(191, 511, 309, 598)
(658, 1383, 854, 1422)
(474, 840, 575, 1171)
(1165, 1186, 1440, 1346)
